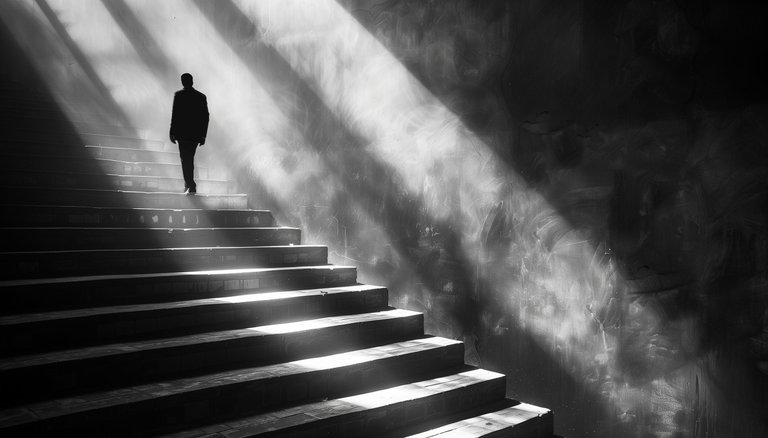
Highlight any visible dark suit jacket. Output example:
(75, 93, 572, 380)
(170, 87, 209, 141)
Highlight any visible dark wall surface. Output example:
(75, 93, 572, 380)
(323, 1, 768, 436)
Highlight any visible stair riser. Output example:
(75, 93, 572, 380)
(1, 287, 389, 355)
(3, 188, 247, 209)
(0, 170, 234, 193)
(0, 314, 426, 405)
(1, 227, 300, 251)
(0, 206, 275, 228)
(4, 343, 466, 437)
(85, 146, 181, 164)
(0, 112, 132, 136)
(1, 246, 327, 280)
(81, 133, 167, 151)
(0, 155, 217, 179)
(5, 129, 89, 146)
(1, 267, 358, 314)
(227, 375, 506, 438)
(0, 117, 136, 141)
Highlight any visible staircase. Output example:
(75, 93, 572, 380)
(0, 64, 553, 438)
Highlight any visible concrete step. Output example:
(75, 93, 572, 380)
(0, 226, 300, 251)
(5, 126, 92, 145)
(159, 368, 506, 438)
(0, 153, 220, 179)
(0, 338, 463, 437)
(81, 133, 168, 151)
(0, 265, 358, 314)
(0, 114, 134, 138)
(0, 140, 170, 159)
(404, 402, 553, 438)
(0, 285, 389, 355)
(1, 245, 328, 280)
(0, 139, 87, 156)
(0, 169, 235, 193)
(0, 105, 72, 121)
(85, 145, 181, 164)
(0, 309, 425, 405)
(0, 205, 275, 228)
(1, 186, 248, 209)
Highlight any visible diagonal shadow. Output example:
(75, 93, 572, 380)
(0, 4, 139, 271)
(34, 0, 135, 134)
(192, 2, 615, 435)
(98, 0, 286, 220)
(193, 0, 488, 336)
(100, 0, 175, 84)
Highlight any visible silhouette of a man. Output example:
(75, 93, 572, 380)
(170, 73, 209, 194)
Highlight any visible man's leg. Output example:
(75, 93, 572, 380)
(178, 140, 198, 193)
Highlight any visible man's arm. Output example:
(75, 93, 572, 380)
(169, 93, 178, 143)
(199, 95, 209, 146)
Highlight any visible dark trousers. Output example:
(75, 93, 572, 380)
(178, 140, 198, 191)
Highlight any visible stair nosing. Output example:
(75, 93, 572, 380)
(404, 402, 552, 438)
(0, 265, 356, 288)
(0, 186, 247, 196)
(0, 284, 387, 327)
(0, 226, 299, 232)
(2, 168, 231, 183)
(0, 204, 270, 213)
(0, 244, 325, 256)
(0, 336, 460, 429)
(0, 309, 421, 371)
(158, 368, 504, 438)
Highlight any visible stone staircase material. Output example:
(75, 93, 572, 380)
(0, 226, 300, 250)
(1, 265, 359, 314)
(0, 56, 553, 438)
(0, 285, 389, 355)
(0, 244, 329, 279)
(3, 186, 248, 209)
(1, 169, 234, 194)
(0, 205, 274, 228)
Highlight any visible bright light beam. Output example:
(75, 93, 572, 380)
(21, 0, 426, 289)
(233, 0, 628, 419)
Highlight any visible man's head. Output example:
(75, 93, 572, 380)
(181, 73, 193, 88)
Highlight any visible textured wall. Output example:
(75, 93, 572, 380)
(321, 1, 768, 436)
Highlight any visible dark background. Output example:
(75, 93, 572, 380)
(327, 1, 768, 436)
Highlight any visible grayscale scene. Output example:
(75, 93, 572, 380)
(1, 1, 767, 437)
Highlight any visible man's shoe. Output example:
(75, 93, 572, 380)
(186, 189, 196, 195)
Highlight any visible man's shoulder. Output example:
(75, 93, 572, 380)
(176, 88, 206, 98)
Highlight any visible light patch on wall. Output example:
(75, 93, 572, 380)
(234, 0, 616, 377)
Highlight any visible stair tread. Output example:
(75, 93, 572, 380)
(1, 244, 323, 256)
(405, 403, 552, 438)
(3, 168, 230, 183)
(0, 284, 383, 327)
(0, 337, 461, 429)
(0, 152, 200, 167)
(0, 226, 298, 232)
(0, 309, 419, 371)
(2, 187, 249, 210)
(0, 265, 356, 288)
(0, 204, 276, 228)
(0, 204, 267, 214)
(0, 227, 298, 251)
(159, 368, 504, 438)
(0, 186, 246, 196)
(85, 144, 171, 152)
